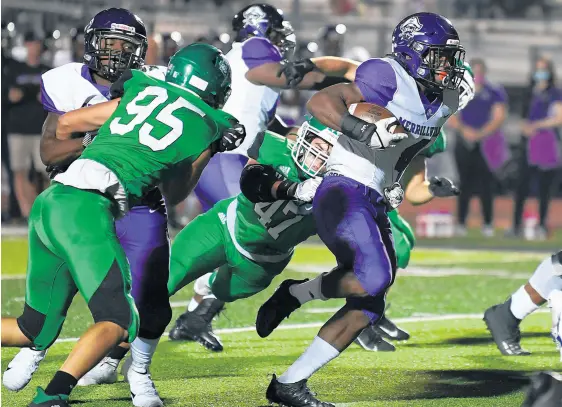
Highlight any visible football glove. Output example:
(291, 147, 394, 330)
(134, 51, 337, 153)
(384, 182, 405, 209)
(294, 177, 322, 203)
(341, 114, 408, 149)
(428, 176, 460, 197)
(277, 58, 317, 88)
(214, 123, 246, 154)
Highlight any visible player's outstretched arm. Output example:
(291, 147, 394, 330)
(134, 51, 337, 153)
(310, 56, 359, 81)
(40, 113, 85, 166)
(56, 99, 120, 140)
(161, 149, 212, 206)
(404, 156, 459, 205)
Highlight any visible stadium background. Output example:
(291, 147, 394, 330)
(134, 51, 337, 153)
(1, 1, 561, 406)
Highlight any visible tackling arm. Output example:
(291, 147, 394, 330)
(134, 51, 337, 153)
(40, 113, 85, 166)
(306, 82, 365, 131)
(56, 99, 120, 140)
(161, 149, 212, 206)
(403, 156, 433, 206)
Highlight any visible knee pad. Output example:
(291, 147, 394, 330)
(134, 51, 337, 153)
(88, 262, 137, 340)
(346, 294, 386, 324)
(17, 304, 56, 351)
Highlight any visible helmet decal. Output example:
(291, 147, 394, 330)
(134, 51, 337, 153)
(398, 16, 423, 41)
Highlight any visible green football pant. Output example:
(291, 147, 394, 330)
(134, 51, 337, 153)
(168, 200, 290, 302)
(388, 210, 416, 269)
(16, 183, 139, 350)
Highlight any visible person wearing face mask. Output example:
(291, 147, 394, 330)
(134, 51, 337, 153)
(508, 56, 562, 239)
(448, 58, 509, 237)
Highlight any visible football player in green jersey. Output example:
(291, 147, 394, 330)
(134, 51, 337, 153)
(164, 118, 337, 352)
(0, 43, 243, 407)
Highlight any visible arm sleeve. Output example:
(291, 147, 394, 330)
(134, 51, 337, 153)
(241, 37, 283, 70)
(246, 130, 267, 160)
(354, 58, 398, 107)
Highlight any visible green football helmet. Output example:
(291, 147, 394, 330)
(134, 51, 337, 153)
(165, 43, 232, 109)
(291, 116, 339, 178)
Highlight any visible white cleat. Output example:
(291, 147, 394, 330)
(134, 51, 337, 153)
(77, 357, 120, 386)
(548, 289, 562, 362)
(128, 367, 164, 407)
(2, 348, 46, 392)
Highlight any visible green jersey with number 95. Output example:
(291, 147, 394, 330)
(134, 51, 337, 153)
(227, 131, 317, 259)
(81, 69, 235, 201)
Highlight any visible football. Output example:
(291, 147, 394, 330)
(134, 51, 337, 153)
(348, 102, 407, 134)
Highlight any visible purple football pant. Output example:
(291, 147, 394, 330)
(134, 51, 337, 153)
(116, 206, 171, 339)
(313, 174, 396, 323)
(194, 153, 248, 212)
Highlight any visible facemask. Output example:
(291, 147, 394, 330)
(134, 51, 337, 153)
(533, 70, 550, 82)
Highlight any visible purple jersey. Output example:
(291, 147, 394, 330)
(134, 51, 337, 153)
(459, 81, 507, 129)
(528, 87, 562, 122)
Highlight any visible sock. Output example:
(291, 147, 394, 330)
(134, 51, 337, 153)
(45, 371, 77, 396)
(187, 297, 200, 312)
(278, 336, 339, 384)
(529, 256, 562, 299)
(131, 337, 160, 374)
(289, 275, 326, 305)
(510, 286, 539, 320)
(193, 272, 214, 296)
(107, 345, 129, 360)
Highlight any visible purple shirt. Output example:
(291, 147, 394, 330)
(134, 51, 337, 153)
(460, 81, 507, 129)
(241, 37, 282, 70)
(354, 59, 397, 107)
(528, 87, 562, 122)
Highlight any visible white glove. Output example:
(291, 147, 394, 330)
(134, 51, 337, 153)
(294, 177, 322, 202)
(458, 69, 475, 111)
(383, 182, 404, 208)
(369, 117, 409, 150)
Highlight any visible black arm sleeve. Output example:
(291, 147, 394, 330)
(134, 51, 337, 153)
(310, 76, 351, 91)
(240, 164, 291, 203)
(267, 115, 290, 135)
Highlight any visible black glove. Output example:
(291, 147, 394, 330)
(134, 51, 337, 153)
(213, 123, 246, 155)
(428, 176, 460, 197)
(277, 58, 317, 87)
(109, 69, 133, 99)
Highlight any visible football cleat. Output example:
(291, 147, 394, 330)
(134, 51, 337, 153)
(27, 387, 70, 407)
(127, 367, 164, 407)
(266, 374, 335, 407)
(548, 290, 562, 361)
(256, 279, 307, 338)
(355, 326, 396, 352)
(3, 348, 46, 392)
(169, 297, 225, 352)
(76, 357, 119, 386)
(372, 316, 410, 341)
(483, 299, 530, 356)
(521, 372, 562, 407)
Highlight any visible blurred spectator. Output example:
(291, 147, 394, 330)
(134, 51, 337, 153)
(5, 32, 50, 221)
(162, 34, 180, 65)
(448, 59, 508, 237)
(509, 56, 562, 239)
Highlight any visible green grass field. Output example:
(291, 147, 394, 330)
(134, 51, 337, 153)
(1, 238, 558, 407)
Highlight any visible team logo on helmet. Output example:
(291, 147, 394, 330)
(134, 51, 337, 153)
(398, 16, 423, 41)
(242, 6, 267, 27)
(110, 23, 136, 33)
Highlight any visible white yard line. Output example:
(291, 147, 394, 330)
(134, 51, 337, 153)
(52, 310, 550, 344)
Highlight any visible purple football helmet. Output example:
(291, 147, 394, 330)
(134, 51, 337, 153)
(392, 12, 465, 91)
(84, 8, 148, 82)
(232, 4, 295, 56)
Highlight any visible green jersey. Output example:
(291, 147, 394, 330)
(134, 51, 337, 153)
(423, 130, 447, 158)
(81, 70, 235, 203)
(225, 131, 316, 262)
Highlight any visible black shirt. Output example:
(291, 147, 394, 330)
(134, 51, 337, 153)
(5, 59, 51, 135)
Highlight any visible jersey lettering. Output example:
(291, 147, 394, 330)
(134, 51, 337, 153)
(254, 200, 304, 239)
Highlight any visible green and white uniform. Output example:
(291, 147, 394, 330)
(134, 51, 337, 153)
(169, 131, 316, 302)
(20, 69, 233, 349)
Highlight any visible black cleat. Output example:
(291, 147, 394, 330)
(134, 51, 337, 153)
(372, 316, 410, 341)
(355, 326, 396, 352)
(521, 372, 562, 407)
(483, 299, 530, 356)
(266, 374, 335, 407)
(256, 279, 306, 338)
(168, 297, 225, 352)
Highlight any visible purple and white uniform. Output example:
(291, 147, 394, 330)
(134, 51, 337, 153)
(41, 63, 171, 339)
(314, 58, 459, 322)
(195, 37, 282, 210)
